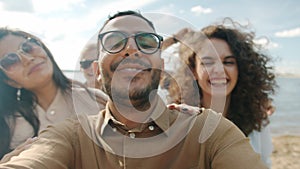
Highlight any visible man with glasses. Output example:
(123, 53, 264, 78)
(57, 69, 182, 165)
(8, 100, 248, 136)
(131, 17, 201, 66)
(79, 43, 100, 88)
(0, 10, 268, 169)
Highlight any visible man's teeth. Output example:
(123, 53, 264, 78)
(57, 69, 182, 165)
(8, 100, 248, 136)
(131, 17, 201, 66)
(121, 67, 151, 71)
(124, 68, 140, 71)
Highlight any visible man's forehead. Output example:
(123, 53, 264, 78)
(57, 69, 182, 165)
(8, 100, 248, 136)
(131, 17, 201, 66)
(101, 15, 155, 34)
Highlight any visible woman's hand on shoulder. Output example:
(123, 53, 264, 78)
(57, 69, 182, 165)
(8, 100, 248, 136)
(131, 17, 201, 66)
(167, 103, 201, 115)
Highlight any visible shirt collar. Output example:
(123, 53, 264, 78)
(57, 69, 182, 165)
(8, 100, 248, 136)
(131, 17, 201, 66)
(99, 96, 176, 136)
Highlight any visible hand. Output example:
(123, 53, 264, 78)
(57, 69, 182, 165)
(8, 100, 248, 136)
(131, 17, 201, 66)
(162, 28, 195, 51)
(167, 103, 202, 115)
(173, 28, 194, 42)
(0, 137, 38, 163)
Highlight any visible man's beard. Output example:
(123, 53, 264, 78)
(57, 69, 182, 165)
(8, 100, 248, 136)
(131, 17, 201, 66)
(103, 68, 161, 110)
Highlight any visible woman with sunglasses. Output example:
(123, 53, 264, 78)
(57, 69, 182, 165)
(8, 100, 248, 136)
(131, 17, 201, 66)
(79, 43, 101, 89)
(163, 19, 277, 168)
(0, 27, 108, 159)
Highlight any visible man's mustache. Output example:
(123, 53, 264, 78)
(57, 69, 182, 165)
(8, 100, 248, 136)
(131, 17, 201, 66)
(110, 58, 152, 72)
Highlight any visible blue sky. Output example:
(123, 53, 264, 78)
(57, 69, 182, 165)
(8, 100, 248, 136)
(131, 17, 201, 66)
(0, 0, 299, 76)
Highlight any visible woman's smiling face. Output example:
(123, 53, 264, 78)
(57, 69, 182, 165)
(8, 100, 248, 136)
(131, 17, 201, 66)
(195, 38, 238, 97)
(0, 34, 53, 90)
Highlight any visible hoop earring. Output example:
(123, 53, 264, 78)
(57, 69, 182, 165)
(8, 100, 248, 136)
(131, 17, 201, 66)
(17, 88, 21, 101)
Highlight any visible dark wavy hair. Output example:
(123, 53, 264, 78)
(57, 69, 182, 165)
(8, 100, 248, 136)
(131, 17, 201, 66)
(0, 27, 71, 158)
(168, 18, 277, 136)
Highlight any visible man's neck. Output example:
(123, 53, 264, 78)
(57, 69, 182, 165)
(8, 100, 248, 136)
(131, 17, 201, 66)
(108, 95, 159, 129)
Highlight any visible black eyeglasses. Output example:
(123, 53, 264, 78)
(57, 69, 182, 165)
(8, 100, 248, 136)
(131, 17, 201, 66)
(98, 31, 163, 54)
(0, 38, 42, 72)
(80, 59, 96, 69)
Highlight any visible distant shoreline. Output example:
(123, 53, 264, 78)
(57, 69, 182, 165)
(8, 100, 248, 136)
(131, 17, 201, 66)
(276, 73, 300, 78)
(62, 70, 300, 78)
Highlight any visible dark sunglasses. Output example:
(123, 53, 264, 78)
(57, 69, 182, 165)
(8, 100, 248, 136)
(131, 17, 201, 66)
(80, 59, 96, 69)
(0, 38, 42, 72)
(98, 31, 163, 54)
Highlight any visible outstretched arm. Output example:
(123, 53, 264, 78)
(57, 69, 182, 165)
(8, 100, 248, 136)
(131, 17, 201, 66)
(0, 119, 76, 169)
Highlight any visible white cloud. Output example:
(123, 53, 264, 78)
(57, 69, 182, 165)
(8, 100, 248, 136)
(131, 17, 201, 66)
(254, 38, 279, 49)
(275, 27, 300, 38)
(0, 11, 44, 33)
(0, 0, 34, 12)
(190, 5, 212, 15)
(31, 0, 85, 13)
(1, 0, 159, 70)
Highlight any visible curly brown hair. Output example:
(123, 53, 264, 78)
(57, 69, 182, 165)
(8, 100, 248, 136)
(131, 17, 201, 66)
(168, 18, 277, 136)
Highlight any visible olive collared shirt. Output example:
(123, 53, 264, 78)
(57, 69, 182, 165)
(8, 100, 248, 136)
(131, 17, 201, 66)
(0, 98, 267, 169)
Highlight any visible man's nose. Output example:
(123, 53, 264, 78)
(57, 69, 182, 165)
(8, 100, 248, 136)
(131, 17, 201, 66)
(124, 37, 139, 56)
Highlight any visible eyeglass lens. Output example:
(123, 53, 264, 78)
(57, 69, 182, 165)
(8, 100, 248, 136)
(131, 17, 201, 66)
(100, 31, 162, 54)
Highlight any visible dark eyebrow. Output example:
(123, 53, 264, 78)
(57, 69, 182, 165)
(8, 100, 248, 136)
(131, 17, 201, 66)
(224, 55, 236, 59)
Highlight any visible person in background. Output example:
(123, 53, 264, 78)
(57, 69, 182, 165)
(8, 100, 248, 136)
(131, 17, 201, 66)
(0, 10, 268, 169)
(164, 18, 277, 168)
(79, 43, 102, 89)
(0, 27, 107, 161)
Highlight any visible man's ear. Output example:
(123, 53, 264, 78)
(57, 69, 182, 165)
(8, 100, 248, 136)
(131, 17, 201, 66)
(92, 61, 101, 82)
(5, 79, 22, 88)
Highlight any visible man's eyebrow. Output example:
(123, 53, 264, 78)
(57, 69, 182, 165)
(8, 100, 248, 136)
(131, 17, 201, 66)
(200, 56, 214, 60)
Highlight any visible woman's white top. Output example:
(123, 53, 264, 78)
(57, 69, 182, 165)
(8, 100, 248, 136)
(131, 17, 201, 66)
(248, 124, 273, 168)
(8, 87, 107, 149)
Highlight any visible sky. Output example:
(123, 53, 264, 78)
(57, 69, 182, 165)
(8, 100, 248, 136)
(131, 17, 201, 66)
(0, 0, 300, 76)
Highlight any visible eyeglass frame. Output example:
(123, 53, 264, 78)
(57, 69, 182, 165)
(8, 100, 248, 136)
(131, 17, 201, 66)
(98, 31, 163, 54)
(0, 38, 42, 72)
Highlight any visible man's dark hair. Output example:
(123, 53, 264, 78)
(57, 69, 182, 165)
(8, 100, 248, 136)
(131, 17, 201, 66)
(96, 10, 156, 57)
(98, 10, 155, 33)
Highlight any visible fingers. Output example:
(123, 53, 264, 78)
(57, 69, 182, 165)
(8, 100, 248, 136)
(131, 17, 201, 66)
(167, 103, 200, 115)
(174, 28, 194, 41)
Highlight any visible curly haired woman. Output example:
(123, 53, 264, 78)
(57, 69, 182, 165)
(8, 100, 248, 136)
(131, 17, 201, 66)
(164, 18, 277, 168)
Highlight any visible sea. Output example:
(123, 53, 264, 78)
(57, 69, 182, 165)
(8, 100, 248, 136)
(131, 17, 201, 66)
(64, 71, 300, 136)
(269, 77, 300, 136)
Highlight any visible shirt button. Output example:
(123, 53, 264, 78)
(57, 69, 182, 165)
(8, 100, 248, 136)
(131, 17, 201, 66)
(148, 125, 154, 131)
(129, 132, 135, 138)
(49, 110, 55, 115)
(119, 160, 124, 167)
(112, 128, 117, 132)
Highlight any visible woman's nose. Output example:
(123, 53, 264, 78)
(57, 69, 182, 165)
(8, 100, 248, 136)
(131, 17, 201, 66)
(19, 52, 35, 65)
(211, 61, 225, 74)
